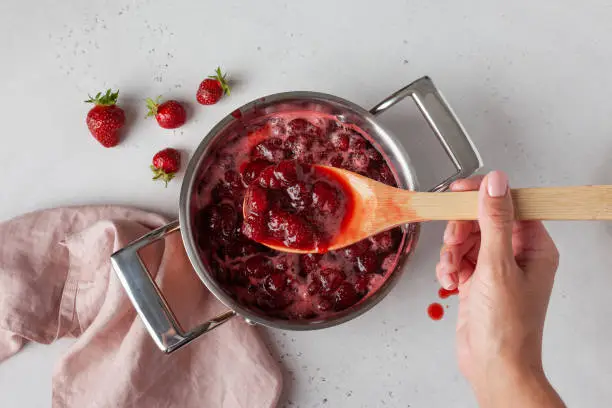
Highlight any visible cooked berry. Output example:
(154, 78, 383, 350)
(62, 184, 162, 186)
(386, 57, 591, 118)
(356, 252, 378, 274)
(242, 159, 272, 184)
(244, 185, 269, 215)
(267, 209, 290, 237)
(224, 170, 243, 188)
(286, 118, 308, 134)
(354, 274, 372, 294)
(218, 204, 238, 240)
(381, 253, 399, 272)
(284, 214, 315, 248)
(311, 181, 339, 213)
(258, 166, 282, 189)
(350, 136, 367, 150)
(274, 160, 299, 186)
(284, 135, 312, 157)
(330, 154, 344, 167)
(330, 132, 350, 151)
(365, 148, 383, 162)
(241, 214, 266, 241)
(370, 230, 396, 253)
(343, 240, 371, 259)
(300, 254, 322, 276)
(319, 268, 346, 294)
(223, 240, 261, 258)
(316, 297, 333, 312)
(253, 138, 286, 162)
(349, 151, 370, 172)
(286, 181, 309, 202)
(334, 282, 359, 311)
(245, 255, 273, 278)
(196, 205, 222, 233)
(264, 273, 287, 295)
(307, 279, 322, 295)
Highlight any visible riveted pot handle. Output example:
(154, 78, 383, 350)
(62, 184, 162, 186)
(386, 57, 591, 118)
(111, 220, 235, 353)
(370, 76, 482, 192)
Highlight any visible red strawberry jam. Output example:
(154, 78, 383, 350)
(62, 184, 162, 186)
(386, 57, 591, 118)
(242, 161, 352, 252)
(191, 112, 404, 320)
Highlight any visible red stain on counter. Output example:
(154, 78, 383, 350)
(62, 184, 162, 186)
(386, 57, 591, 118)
(427, 303, 444, 320)
(438, 287, 459, 299)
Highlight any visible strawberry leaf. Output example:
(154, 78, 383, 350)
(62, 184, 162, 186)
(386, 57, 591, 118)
(85, 89, 120, 106)
(145, 96, 162, 118)
(150, 165, 176, 188)
(208, 66, 231, 96)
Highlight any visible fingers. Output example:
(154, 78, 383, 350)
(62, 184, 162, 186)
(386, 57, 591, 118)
(476, 171, 516, 266)
(438, 233, 480, 289)
(436, 248, 477, 289)
(457, 259, 476, 285)
(437, 175, 484, 289)
(443, 221, 472, 245)
(436, 251, 457, 289)
(444, 176, 483, 244)
(450, 175, 484, 192)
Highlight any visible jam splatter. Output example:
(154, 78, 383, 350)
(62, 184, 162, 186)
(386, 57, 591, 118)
(438, 287, 459, 299)
(231, 109, 242, 119)
(427, 303, 444, 320)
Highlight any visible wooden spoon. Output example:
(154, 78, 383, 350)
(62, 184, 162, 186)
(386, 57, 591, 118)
(249, 165, 612, 254)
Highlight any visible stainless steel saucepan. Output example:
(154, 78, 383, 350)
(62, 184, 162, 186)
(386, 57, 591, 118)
(111, 76, 482, 353)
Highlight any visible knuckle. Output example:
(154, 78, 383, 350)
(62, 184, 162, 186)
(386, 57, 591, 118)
(550, 245, 560, 269)
(435, 262, 446, 280)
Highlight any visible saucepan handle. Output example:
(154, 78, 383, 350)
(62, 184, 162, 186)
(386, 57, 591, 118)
(370, 76, 482, 192)
(111, 220, 235, 353)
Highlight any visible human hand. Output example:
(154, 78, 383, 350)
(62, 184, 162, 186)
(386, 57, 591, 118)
(436, 171, 564, 407)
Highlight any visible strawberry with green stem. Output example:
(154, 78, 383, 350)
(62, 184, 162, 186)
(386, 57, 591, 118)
(196, 67, 231, 105)
(145, 96, 186, 129)
(85, 89, 125, 147)
(151, 148, 181, 187)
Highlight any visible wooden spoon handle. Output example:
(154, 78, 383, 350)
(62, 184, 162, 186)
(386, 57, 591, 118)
(410, 186, 612, 221)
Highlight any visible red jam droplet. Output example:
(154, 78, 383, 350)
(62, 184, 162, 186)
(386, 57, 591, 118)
(438, 287, 459, 299)
(427, 303, 444, 320)
(231, 109, 242, 119)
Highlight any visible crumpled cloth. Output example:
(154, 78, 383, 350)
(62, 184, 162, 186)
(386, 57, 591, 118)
(0, 206, 282, 408)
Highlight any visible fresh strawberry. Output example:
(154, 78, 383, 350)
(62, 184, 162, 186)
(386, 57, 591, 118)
(196, 67, 230, 105)
(145, 96, 186, 129)
(85, 89, 125, 147)
(151, 148, 181, 187)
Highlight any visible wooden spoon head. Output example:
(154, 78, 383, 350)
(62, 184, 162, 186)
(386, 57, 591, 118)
(243, 165, 415, 254)
(315, 166, 416, 251)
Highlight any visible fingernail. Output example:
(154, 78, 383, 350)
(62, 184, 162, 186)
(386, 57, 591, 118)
(440, 273, 456, 290)
(487, 171, 508, 197)
(443, 223, 455, 243)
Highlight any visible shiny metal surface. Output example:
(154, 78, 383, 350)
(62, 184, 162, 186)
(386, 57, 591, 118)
(111, 220, 236, 353)
(370, 76, 482, 192)
(114, 76, 482, 351)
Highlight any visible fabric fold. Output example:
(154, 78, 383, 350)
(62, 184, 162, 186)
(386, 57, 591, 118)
(0, 206, 282, 408)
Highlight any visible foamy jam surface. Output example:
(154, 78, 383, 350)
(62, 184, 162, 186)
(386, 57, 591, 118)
(191, 111, 404, 320)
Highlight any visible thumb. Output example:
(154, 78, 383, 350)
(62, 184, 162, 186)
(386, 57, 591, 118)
(477, 171, 515, 263)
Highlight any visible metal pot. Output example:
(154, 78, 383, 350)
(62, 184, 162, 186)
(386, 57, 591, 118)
(111, 76, 482, 353)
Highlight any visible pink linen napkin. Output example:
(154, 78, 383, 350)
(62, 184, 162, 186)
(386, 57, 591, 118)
(0, 206, 282, 408)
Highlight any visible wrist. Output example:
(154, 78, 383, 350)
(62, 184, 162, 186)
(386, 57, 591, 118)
(472, 358, 548, 408)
